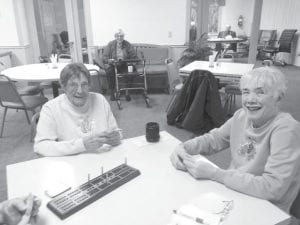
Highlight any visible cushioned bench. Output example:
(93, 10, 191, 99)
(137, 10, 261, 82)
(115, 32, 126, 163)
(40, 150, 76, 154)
(93, 44, 169, 93)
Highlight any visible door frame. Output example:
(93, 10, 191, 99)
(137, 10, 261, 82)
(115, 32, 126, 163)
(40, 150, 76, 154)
(27, 0, 92, 63)
(64, 0, 82, 62)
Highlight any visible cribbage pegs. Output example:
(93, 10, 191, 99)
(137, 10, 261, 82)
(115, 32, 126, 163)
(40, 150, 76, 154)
(101, 166, 103, 175)
(47, 164, 141, 219)
(125, 157, 127, 165)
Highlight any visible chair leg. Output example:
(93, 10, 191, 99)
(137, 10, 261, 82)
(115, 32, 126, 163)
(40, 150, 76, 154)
(227, 94, 233, 116)
(24, 110, 31, 124)
(1, 107, 8, 137)
(165, 92, 177, 113)
(30, 119, 36, 142)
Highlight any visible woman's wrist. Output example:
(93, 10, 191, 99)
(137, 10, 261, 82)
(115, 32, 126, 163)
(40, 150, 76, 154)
(183, 141, 200, 155)
(211, 168, 226, 183)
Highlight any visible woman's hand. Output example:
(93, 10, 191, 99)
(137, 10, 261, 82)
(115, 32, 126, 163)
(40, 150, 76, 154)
(83, 135, 107, 152)
(0, 194, 41, 225)
(105, 130, 121, 146)
(83, 129, 121, 152)
(183, 156, 218, 180)
(170, 144, 190, 171)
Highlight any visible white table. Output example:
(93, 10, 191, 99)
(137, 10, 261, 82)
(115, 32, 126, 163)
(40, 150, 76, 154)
(207, 37, 244, 44)
(1, 63, 99, 97)
(179, 61, 254, 82)
(6, 131, 289, 225)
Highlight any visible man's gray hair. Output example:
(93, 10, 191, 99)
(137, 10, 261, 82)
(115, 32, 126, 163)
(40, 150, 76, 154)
(115, 29, 125, 37)
(240, 66, 287, 98)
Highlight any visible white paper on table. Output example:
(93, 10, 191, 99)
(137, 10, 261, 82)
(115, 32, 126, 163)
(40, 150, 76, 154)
(191, 192, 231, 214)
(167, 193, 233, 225)
(43, 180, 71, 198)
(192, 155, 219, 168)
(168, 204, 221, 225)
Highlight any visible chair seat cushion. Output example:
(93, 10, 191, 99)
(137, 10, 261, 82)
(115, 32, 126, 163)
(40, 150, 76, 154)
(145, 64, 167, 75)
(21, 96, 48, 109)
(263, 47, 278, 53)
(40, 81, 54, 88)
(18, 86, 43, 96)
(1, 95, 47, 109)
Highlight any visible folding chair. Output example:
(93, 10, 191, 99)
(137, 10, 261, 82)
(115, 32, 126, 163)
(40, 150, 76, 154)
(88, 69, 102, 93)
(165, 60, 183, 113)
(0, 75, 48, 137)
(30, 111, 40, 142)
(257, 29, 277, 59)
(262, 29, 297, 66)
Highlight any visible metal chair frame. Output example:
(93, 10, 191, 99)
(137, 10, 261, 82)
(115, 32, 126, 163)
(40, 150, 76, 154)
(262, 29, 297, 65)
(0, 75, 48, 137)
(113, 59, 150, 110)
(165, 60, 183, 113)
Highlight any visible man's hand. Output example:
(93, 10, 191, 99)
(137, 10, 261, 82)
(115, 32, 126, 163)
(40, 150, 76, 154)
(183, 156, 218, 180)
(0, 195, 41, 225)
(170, 144, 190, 171)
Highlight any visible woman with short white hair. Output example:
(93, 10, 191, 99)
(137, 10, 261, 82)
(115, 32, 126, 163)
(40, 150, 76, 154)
(170, 66, 300, 212)
(34, 63, 121, 156)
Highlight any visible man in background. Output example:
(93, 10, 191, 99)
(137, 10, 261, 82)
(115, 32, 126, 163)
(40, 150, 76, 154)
(102, 29, 137, 101)
(216, 25, 237, 54)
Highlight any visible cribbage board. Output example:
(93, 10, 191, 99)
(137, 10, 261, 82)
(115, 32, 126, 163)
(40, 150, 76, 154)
(47, 163, 140, 219)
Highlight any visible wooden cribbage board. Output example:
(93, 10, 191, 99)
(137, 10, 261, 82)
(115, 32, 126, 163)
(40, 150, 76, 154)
(47, 163, 141, 219)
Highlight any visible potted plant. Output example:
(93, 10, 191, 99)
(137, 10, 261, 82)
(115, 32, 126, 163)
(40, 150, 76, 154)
(177, 33, 212, 68)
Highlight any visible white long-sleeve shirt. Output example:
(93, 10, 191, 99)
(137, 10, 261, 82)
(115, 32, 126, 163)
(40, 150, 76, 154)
(184, 109, 300, 212)
(34, 93, 120, 156)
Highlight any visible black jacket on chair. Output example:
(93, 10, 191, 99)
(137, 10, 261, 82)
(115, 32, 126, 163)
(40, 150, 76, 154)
(167, 70, 226, 134)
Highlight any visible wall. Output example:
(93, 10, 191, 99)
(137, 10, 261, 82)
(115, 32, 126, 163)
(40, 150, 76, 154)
(0, 0, 19, 46)
(260, 0, 300, 66)
(89, 0, 186, 46)
(0, 0, 33, 65)
(219, 0, 254, 37)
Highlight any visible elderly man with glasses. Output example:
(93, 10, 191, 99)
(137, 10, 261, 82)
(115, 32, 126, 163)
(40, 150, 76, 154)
(103, 29, 138, 101)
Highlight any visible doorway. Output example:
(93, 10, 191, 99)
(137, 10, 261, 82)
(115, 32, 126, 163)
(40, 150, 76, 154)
(32, 0, 89, 63)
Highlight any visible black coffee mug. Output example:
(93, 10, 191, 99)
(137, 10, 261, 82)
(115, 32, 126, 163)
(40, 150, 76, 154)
(145, 122, 160, 142)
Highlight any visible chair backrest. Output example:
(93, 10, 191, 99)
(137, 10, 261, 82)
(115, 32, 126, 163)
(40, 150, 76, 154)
(218, 54, 234, 62)
(0, 75, 24, 107)
(58, 54, 72, 63)
(278, 29, 297, 53)
(166, 61, 182, 93)
(93, 47, 105, 69)
(136, 47, 169, 65)
(257, 30, 277, 46)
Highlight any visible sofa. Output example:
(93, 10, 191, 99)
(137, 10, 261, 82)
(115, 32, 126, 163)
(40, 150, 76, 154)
(93, 44, 170, 93)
